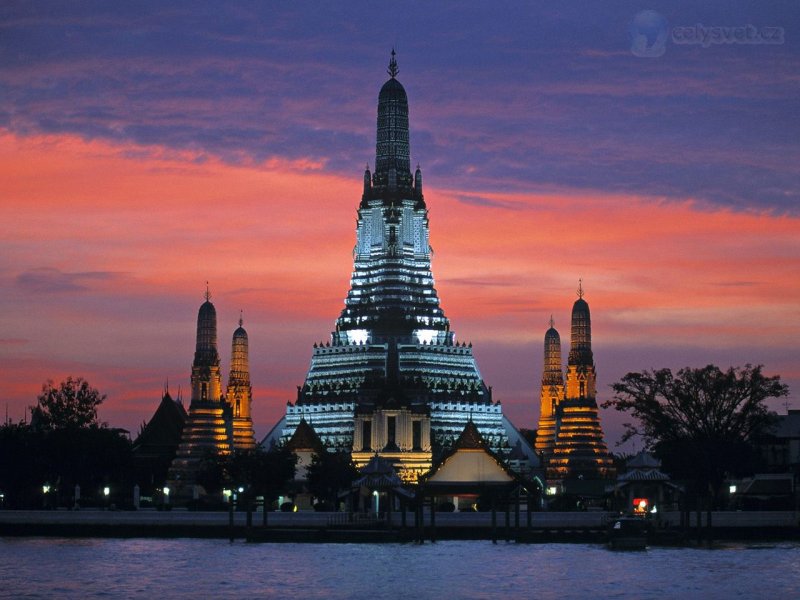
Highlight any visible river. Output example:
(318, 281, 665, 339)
(1, 538, 798, 599)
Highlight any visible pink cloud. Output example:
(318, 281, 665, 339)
(1, 130, 797, 444)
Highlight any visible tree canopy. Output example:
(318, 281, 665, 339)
(196, 446, 296, 503)
(31, 376, 106, 430)
(604, 364, 788, 500)
(306, 450, 359, 509)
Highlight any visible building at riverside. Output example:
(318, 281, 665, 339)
(262, 52, 538, 482)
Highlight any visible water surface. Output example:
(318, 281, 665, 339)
(1, 538, 798, 599)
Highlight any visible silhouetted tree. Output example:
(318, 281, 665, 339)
(31, 376, 105, 430)
(604, 364, 787, 513)
(1, 378, 134, 507)
(196, 446, 296, 512)
(306, 450, 359, 509)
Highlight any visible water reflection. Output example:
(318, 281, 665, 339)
(1, 539, 798, 599)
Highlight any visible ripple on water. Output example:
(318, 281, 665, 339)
(1, 539, 799, 599)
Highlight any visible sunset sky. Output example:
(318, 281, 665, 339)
(2, 2, 798, 450)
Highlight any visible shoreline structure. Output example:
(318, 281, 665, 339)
(1, 510, 797, 543)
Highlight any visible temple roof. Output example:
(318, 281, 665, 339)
(286, 418, 324, 452)
(453, 419, 486, 450)
(132, 392, 187, 453)
(626, 451, 661, 469)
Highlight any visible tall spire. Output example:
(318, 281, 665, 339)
(227, 314, 255, 449)
(373, 50, 412, 195)
(569, 281, 592, 367)
(194, 294, 219, 367)
(535, 319, 564, 458)
(549, 285, 614, 480)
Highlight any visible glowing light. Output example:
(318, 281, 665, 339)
(163, 486, 170, 496)
(42, 485, 50, 494)
(348, 329, 369, 345)
(223, 489, 232, 499)
(103, 486, 110, 497)
(729, 485, 737, 494)
(415, 329, 437, 344)
(546, 486, 558, 496)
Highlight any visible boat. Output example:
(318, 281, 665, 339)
(608, 516, 648, 550)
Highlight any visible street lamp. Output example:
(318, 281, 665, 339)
(42, 484, 50, 509)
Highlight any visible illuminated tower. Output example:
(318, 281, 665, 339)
(534, 317, 563, 458)
(227, 313, 256, 450)
(190, 289, 223, 405)
(548, 282, 614, 479)
(267, 51, 538, 481)
(169, 288, 233, 490)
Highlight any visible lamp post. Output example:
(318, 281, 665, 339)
(163, 486, 170, 510)
(42, 484, 50, 510)
(103, 486, 110, 510)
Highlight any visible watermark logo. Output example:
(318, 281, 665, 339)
(630, 10, 669, 58)
(630, 10, 785, 57)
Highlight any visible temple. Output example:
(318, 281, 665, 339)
(264, 51, 537, 482)
(227, 313, 256, 450)
(168, 290, 256, 491)
(537, 283, 615, 480)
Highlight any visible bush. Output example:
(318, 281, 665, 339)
(280, 501, 295, 512)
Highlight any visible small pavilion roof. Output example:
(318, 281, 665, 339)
(285, 418, 324, 452)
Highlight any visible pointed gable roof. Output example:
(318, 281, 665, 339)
(421, 421, 520, 488)
(132, 392, 187, 452)
(285, 418, 324, 452)
(454, 419, 485, 450)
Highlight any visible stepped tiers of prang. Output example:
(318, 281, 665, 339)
(161, 52, 613, 489)
(262, 51, 537, 483)
(535, 283, 615, 481)
(168, 295, 256, 491)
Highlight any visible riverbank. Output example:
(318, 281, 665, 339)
(2, 510, 799, 544)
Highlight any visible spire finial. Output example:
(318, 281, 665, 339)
(549, 314, 555, 329)
(239, 309, 243, 328)
(205, 281, 211, 302)
(387, 48, 398, 78)
(577, 278, 583, 299)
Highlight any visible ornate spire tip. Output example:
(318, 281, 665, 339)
(577, 278, 584, 299)
(549, 314, 555, 329)
(387, 48, 399, 78)
(239, 309, 243, 328)
(205, 281, 211, 302)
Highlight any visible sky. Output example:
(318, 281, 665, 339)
(1, 1, 799, 451)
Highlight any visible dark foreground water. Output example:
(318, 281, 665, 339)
(1, 538, 799, 599)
